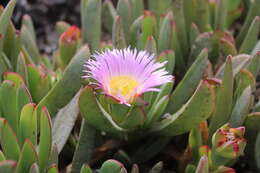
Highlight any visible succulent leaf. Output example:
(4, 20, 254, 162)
(16, 140, 38, 173)
(37, 45, 90, 117)
(151, 80, 215, 136)
(166, 49, 208, 114)
(19, 103, 37, 145)
(71, 121, 96, 173)
(99, 159, 127, 173)
(0, 0, 16, 52)
(38, 107, 52, 172)
(209, 57, 233, 137)
(81, 0, 101, 51)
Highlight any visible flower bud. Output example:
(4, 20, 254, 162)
(212, 123, 246, 159)
(59, 25, 80, 44)
(59, 25, 81, 68)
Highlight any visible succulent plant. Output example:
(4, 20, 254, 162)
(0, 0, 259, 172)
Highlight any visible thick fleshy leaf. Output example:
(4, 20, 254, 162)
(38, 107, 52, 172)
(189, 23, 200, 49)
(171, 22, 185, 72)
(192, 0, 211, 32)
(117, 0, 132, 42)
(129, 16, 142, 47)
(236, 0, 260, 47)
(79, 86, 127, 134)
(52, 91, 80, 153)
(183, 0, 192, 32)
(21, 15, 36, 43)
(219, 33, 237, 56)
(215, 54, 250, 78)
(3, 23, 21, 69)
(244, 112, 260, 169)
(81, 0, 101, 51)
(80, 164, 92, 173)
(48, 145, 59, 168)
(102, 0, 117, 33)
(27, 64, 51, 103)
(20, 47, 35, 65)
(246, 52, 260, 78)
(214, 0, 228, 31)
(1, 52, 12, 69)
(16, 52, 28, 84)
(158, 12, 173, 53)
(99, 160, 127, 173)
(234, 69, 255, 100)
(112, 16, 127, 48)
(148, 0, 172, 18)
(71, 121, 96, 173)
(0, 52, 12, 77)
(0, 118, 20, 161)
(239, 16, 260, 54)
(0, 81, 31, 134)
(172, 0, 188, 55)
(229, 86, 252, 127)
(20, 25, 41, 64)
(59, 29, 80, 69)
(3, 72, 24, 87)
(145, 96, 169, 126)
(151, 81, 215, 136)
(166, 48, 208, 114)
(189, 126, 203, 164)
(209, 57, 233, 137)
(144, 36, 157, 55)
(154, 79, 174, 105)
(140, 11, 157, 49)
(0, 80, 19, 133)
(120, 106, 146, 129)
(37, 45, 90, 117)
(188, 33, 212, 64)
(131, 0, 144, 21)
(0, 0, 16, 51)
(16, 140, 38, 173)
(17, 84, 32, 115)
(19, 103, 37, 145)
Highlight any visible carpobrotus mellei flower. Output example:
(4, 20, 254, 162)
(83, 48, 172, 105)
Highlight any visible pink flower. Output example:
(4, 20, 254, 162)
(83, 48, 172, 105)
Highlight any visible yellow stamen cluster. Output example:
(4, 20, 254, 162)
(108, 75, 139, 103)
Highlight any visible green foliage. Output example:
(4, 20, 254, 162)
(0, 0, 260, 172)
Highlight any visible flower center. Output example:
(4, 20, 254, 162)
(108, 75, 139, 102)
